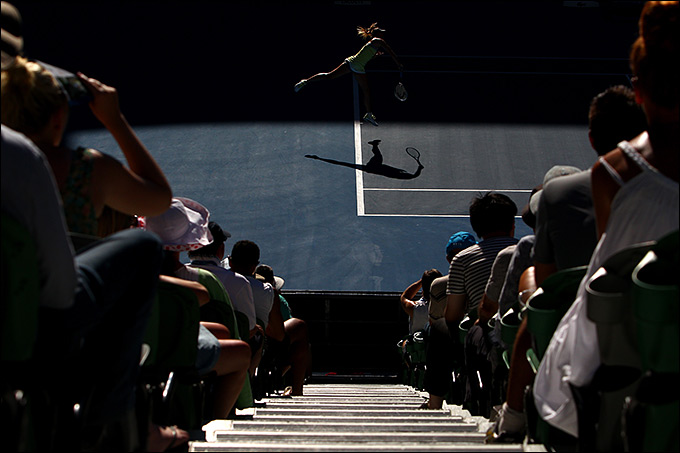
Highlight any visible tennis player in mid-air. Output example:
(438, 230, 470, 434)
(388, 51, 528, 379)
(294, 22, 403, 127)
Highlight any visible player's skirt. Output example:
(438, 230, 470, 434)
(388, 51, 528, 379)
(344, 58, 367, 74)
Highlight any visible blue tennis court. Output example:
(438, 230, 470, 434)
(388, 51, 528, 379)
(20, 1, 641, 293)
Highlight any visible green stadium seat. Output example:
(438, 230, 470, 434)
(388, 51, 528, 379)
(500, 307, 522, 369)
(525, 266, 587, 363)
(523, 266, 586, 449)
(624, 230, 679, 452)
(1, 212, 41, 451)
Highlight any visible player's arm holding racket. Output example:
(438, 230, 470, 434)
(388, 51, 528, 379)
(373, 37, 403, 71)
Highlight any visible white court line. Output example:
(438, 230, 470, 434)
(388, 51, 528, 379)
(362, 214, 528, 219)
(363, 188, 532, 193)
(352, 78, 533, 216)
(372, 69, 628, 76)
(362, 214, 472, 218)
(353, 78, 365, 216)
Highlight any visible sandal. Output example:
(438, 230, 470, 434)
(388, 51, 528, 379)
(147, 424, 189, 452)
(165, 426, 178, 451)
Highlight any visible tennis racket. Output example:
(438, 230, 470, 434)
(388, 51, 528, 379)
(406, 147, 421, 165)
(394, 71, 408, 102)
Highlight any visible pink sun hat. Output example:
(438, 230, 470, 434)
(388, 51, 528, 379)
(144, 197, 213, 252)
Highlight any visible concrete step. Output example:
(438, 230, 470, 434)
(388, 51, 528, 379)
(189, 383, 532, 452)
(225, 415, 468, 424)
(210, 429, 487, 444)
(223, 420, 478, 433)
(190, 441, 525, 452)
(267, 395, 423, 407)
(250, 408, 455, 417)
(300, 384, 419, 394)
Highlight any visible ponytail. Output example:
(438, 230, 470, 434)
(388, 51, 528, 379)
(357, 22, 379, 40)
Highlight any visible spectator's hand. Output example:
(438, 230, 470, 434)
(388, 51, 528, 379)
(250, 323, 264, 339)
(77, 72, 122, 128)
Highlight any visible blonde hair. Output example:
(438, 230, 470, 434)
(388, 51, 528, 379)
(1, 56, 67, 135)
(357, 22, 380, 40)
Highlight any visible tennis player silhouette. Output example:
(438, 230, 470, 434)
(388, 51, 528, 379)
(294, 23, 403, 127)
(305, 140, 423, 180)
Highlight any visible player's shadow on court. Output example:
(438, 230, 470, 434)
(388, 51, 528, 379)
(305, 140, 423, 180)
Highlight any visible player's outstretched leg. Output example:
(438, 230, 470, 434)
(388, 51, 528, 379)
(294, 79, 307, 92)
(294, 62, 351, 93)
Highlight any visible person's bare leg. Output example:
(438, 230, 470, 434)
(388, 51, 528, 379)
(489, 318, 532, 436)
(202, 321, 231, 340)
(354, 73, 372, 113)
(304, 62, 351, 83)
(427, 394, 445, 409)
(284, 318, 310, 396)
(249, 335, 263, 377)
(506, 318, 532, 412)
(211, 339, 251, 419)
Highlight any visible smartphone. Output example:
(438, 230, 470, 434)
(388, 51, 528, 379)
(36, 60, 92, 107)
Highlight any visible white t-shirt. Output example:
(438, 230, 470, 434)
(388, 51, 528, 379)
(188, 257, 257, 331)
(246, 275, 274, 328)
(410, 297, 430, 334)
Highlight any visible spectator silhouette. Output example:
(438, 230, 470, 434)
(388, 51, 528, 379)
(256, 264, 312, 396)
(428, 231, 478, 324)
(223, 240, 277, 378)
(2, 3, 170, 449)
(145, 197, 252, 420)
(534, 85, 647, 286)
(400, 269, 443, 335)
(534, 1, 679, 439)
(188, 222, 258, 334)
(489, 84, 647, 444)
(423, 194, 518, 411)
(465, 185, 544, 420)
(1, 56, 172, 240)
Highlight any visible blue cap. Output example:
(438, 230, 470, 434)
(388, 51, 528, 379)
(446, 231, 477, 256)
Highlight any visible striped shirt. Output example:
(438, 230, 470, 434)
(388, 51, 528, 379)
(447, 236, 519, 315)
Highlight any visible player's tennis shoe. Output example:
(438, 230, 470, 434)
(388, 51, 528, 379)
(294, 79, 307, 92)
(363, 112, 379, 126)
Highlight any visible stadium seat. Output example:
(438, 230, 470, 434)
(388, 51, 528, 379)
(623, 230, 679, 452)
(141, 280, 203, 430)
(1, 213, 41, 451)
(581, 240, 654, 451)
(525, 266, 587, 367)
(500, 307, 522, 369)
(523, 266, 586, 449)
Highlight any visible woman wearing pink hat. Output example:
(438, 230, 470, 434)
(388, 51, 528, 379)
(145, 197, 253, 420)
